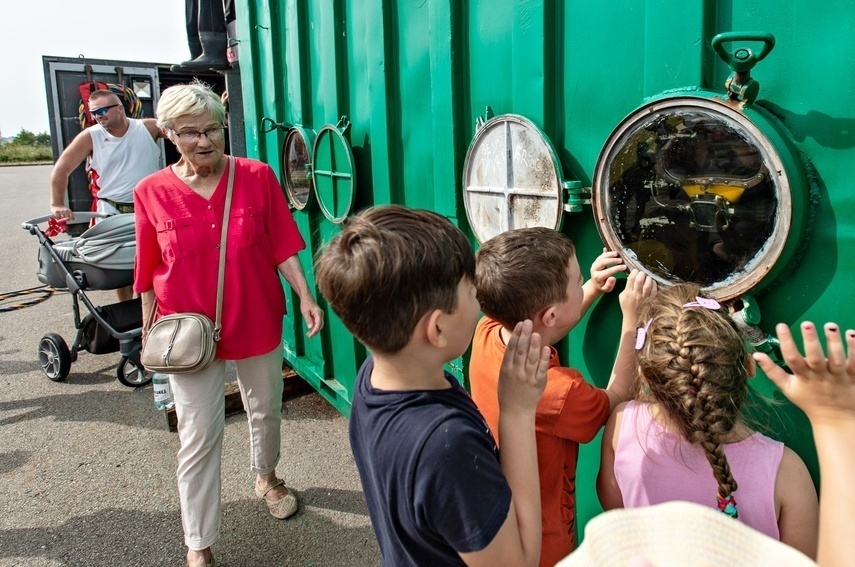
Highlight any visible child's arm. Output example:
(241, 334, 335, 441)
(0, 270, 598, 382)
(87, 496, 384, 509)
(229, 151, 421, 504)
(597, 402, 627, 510)
(461, 320, 550, 567)
(775, 447, 819, 558)
(755, 322, 855, 567)
(603, 270, 657, 410)
(580, 249, 626, 317)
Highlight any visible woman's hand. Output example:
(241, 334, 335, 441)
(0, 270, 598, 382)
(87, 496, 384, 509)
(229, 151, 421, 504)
(300, 297, 325, 338)
(277, 256, 325, 337)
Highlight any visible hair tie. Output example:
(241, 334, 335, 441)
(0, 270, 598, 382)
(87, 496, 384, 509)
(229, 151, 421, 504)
(683, 297, 721, 310)
(717, 493, 739, 519)
(635, 319, 653, 350)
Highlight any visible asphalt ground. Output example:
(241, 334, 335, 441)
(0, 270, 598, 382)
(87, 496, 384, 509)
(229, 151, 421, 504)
(0, 165, 382, 566)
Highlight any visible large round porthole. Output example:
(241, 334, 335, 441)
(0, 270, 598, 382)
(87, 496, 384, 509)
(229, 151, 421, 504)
(593, 97, 803, 300)
(281, 126, 316, 210)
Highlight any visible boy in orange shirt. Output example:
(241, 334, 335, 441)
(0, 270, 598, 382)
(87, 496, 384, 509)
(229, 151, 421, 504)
(470, 227, 657, 567)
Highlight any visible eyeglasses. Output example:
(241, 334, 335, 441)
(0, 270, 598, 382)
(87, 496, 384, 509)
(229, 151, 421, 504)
(90, 104, 120, 117)
(170, 127, 226, 143)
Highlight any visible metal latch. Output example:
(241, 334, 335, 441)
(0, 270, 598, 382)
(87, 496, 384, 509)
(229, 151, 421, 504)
(475, 106, 496, 131)
(562, 181, 591, 213)
(731, 294, 784, 366)
(260, 117, 292, 133)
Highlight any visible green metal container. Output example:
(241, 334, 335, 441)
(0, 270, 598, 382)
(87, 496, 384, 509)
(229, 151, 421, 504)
(234, 0, 854, 537)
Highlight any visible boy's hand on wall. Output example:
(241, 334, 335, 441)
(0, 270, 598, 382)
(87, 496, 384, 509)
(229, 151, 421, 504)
(589, 248, 627, 294)
(498, 320, 549, 416)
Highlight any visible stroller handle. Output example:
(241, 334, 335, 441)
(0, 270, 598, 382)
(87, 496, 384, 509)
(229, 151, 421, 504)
(22, 212, 112, 230)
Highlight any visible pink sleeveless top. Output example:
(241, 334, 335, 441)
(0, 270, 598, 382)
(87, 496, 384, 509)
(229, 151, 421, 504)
(614, 401, 783, 539)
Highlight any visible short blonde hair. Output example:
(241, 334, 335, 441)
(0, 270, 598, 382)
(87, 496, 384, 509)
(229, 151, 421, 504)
(89, 90, 120, 105)
(156, 81, 226, 131)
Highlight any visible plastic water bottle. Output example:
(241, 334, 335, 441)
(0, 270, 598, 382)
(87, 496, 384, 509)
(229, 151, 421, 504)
(152, 373, 174, 410)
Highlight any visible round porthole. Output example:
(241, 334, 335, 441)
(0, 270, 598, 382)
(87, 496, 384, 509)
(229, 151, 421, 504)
(462, 114, 570, 243)
(312, 119, 356, 224)
(593, 97, 804, 301)
(281, 126, 316, 210)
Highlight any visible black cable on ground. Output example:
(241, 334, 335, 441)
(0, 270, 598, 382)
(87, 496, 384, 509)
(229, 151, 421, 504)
(0, 285, 56, 312)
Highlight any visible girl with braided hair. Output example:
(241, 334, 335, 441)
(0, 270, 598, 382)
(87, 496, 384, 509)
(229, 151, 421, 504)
(597, 283, 818, 558)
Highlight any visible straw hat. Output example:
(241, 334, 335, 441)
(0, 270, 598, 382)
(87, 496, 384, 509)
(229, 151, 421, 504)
(557, 501, 816, 567)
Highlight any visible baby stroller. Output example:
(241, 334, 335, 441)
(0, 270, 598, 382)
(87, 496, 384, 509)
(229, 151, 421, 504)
(21, 212, 149, 387)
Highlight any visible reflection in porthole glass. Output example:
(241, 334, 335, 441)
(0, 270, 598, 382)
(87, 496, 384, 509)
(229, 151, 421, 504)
(283, 129, 312, 210)
(604, 109, 777, 288)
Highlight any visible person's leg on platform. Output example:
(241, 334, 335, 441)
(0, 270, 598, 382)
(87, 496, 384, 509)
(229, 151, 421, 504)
(180, 0, 229, 69)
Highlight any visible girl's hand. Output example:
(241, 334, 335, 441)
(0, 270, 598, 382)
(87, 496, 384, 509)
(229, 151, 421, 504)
(589, 248, 627, 294)
(498, 320, 550, 415)
(755, 322, 855, 426)
(619, 270, 658, 316)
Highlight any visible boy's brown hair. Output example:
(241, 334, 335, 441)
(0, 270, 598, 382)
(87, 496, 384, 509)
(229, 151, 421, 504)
(475, 227, 577, 328)
(315, 205, 475, 355)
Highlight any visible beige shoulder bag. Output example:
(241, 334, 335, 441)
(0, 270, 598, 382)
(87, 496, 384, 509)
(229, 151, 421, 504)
(141, 156, 235, 374)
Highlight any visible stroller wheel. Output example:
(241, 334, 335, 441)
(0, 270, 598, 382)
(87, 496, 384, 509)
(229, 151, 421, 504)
(38, 333, 72, 382)
(117, 357, 151, 388)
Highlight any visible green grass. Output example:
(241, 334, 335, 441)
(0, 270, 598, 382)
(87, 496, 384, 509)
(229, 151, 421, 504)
(0, 145, 53, 164)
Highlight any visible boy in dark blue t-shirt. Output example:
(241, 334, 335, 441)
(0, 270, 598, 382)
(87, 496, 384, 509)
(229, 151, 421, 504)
(316, 205, 550, 566)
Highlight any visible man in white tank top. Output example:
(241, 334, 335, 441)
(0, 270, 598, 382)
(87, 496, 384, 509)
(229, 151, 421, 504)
(49, 90, 163, 300)
(50, 90, 162, 218)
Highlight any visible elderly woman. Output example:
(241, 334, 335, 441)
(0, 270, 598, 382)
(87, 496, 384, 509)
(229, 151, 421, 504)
(134, 82, 323, 567)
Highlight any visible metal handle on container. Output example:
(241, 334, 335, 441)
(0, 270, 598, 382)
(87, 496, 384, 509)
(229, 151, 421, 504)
(711, 32, 776, 73)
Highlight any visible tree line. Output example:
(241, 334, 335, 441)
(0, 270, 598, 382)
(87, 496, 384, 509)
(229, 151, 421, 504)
(1, 129, 53, 164)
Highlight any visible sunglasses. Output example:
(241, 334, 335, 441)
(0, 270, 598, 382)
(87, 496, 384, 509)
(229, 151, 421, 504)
(90, 104, 120, 117)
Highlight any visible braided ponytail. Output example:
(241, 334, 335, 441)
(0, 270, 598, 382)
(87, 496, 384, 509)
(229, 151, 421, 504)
(636, 284, 749, 518)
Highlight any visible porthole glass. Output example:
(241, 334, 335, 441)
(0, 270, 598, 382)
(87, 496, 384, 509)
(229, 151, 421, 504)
(282, 128, 314, 210)
(594, 98, 792, 300)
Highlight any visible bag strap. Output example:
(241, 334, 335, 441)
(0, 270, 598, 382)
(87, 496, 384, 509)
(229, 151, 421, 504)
(143, 156, 235, 341)
(213, 156, 235, 341)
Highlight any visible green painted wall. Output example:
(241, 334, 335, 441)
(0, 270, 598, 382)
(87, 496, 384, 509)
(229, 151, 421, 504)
(235, 0, 854, 538)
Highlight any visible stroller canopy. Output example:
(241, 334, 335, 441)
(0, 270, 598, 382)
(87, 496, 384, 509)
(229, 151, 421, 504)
(54, 214, 136, 270)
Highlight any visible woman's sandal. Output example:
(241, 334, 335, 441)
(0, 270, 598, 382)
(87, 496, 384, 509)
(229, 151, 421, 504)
(254, 478, 299, 519)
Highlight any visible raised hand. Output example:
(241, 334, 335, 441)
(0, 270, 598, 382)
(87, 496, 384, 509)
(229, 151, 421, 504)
(754, 322, 855, 425)
(589, 248, 627, 294)
(619, 269, 658, 318)
(498, 320, 550, 415)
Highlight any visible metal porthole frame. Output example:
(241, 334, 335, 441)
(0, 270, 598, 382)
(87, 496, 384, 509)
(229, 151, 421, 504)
(592, 95, 803, 301)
